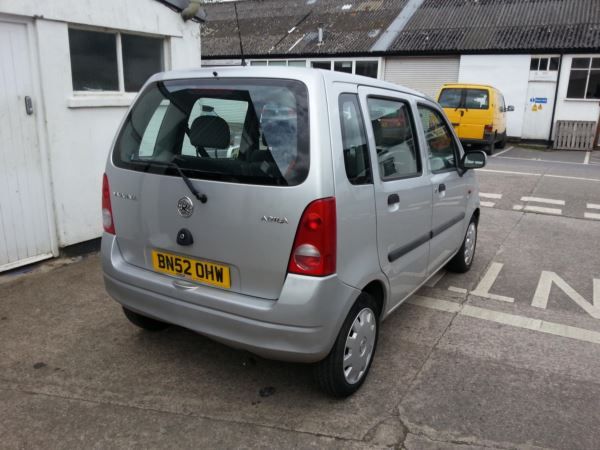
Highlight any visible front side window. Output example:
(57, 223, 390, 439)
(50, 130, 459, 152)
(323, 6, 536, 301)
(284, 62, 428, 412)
(114, 78, 309, 186)
(567, 57, 600, 99)
(418, 105, 459, 173)
(339, 94, 371, 184)
(367, 97, 420, 180)
(69, 28, 164, 92)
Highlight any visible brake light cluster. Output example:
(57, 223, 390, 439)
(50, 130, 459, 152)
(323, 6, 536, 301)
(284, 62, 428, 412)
(102, 173, 115, 234)
(288, 197, 336, 277)
(484, 124, 494, 133)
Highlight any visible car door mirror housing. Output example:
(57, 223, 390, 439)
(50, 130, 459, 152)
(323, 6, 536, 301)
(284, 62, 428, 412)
(460, 151, 487, 171)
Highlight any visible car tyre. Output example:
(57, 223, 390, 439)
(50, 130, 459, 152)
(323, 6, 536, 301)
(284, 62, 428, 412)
(122, 307, 170, 331)
(446, 217, 478, 273)
(315, 292, 379, 397)
(495, 132, 507, 149)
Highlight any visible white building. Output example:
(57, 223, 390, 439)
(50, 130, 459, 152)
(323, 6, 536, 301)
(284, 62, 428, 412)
(201, 0, 600, 144)
(0, 0, 202, 271)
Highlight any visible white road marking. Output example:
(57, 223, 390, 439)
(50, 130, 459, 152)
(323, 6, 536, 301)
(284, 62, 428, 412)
(480, 169, 541, 177)
(425, 270, 446, 287)
(470, 262, 515, 303)
(480, 169, 600, 183)
(584, 151, 591, 165)
(491, 146, 513, 157)
(407, 296, 600, 345)
(587, 203, 600, 210)
(523, 205, 563, 215)
(496, 156, 589, 166)
(448, 286, 468, 294)
(532, 271, 600, 319)
(584, 212, 600, 220)
(520, 196, 565, 206)
(513, 204, 524, 211)
(479, 193, 502, 199)
(480, 201, 495, 208)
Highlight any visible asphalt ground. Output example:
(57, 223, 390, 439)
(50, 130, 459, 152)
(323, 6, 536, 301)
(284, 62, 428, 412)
(1, 147, 600, 449)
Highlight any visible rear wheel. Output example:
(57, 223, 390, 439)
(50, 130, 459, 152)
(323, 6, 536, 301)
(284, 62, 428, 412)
(122, 307, 170, 331)
(446, 218, 478, 273)
(495, 132, 507, 149)
(315, 292, 379, 397)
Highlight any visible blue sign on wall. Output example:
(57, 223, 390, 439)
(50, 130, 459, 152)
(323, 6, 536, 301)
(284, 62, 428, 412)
(530, 97, 548, 104)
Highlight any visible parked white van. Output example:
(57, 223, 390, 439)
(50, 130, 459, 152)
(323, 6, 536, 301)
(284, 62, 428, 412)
(102, 67, 486, 396)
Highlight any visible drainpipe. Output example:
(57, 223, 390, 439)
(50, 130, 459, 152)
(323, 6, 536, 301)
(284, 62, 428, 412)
(547, 53, 563, 148)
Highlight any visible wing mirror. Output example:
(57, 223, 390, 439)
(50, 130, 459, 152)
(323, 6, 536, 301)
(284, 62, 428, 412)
(460, 151, 487, 173)
(505, 105, 515, 112)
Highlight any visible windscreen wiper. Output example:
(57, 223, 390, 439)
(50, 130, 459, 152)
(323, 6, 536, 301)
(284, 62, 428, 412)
(132, 157, 207, 203)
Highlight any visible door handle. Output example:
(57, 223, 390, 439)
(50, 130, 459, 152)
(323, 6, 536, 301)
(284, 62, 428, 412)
(24, 96, 33, 115)
(387, 193, 400, 205)
(438, 183, 446, 193)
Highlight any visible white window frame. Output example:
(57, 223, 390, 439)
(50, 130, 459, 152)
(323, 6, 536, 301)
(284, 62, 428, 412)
(248, 56, 383, 79)
(565, 54, 600, 101)
(68, 25, 168, 99)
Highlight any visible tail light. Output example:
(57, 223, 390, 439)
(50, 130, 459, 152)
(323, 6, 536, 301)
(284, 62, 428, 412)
(484, 124, 494, 133)
(102, 173, 115, 234)
(288, 197, 336, 276)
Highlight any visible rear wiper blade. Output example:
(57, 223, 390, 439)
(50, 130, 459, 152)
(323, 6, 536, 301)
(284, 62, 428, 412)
(132, 158, 207, 203)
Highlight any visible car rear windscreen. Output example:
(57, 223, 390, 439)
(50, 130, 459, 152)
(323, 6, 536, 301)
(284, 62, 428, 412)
(113, 78, 309, 186)
(438, 88, 489, 110)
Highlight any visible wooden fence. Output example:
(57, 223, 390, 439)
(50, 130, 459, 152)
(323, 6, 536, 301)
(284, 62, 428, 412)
(553, 120, 597, 150)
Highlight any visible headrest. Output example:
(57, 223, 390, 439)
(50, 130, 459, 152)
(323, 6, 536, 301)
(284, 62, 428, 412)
(189, 116, 230, 149)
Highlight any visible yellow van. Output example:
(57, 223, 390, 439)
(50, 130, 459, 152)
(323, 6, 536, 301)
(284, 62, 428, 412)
(437, 83, 514, 155)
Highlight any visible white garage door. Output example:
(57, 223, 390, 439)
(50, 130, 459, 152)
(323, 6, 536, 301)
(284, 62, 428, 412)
(0, 20, 55, 271)
(384, 57, 460, 98)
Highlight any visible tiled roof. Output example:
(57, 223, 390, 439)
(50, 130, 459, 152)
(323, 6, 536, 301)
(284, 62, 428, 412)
(201, 0, 407, 57)
(201, 0, 600, 58)
(391, 0, 600, 53)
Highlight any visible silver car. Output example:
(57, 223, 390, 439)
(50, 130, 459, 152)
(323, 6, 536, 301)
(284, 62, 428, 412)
(101, 67, 486, 397)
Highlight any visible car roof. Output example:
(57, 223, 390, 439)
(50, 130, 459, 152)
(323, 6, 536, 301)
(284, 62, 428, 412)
(441, 83, 497, 91)
(149, 66, 434, 102)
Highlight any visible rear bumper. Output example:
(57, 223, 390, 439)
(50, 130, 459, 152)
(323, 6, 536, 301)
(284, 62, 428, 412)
(101, 234, 360, 363)
(460, 132, 495, 146)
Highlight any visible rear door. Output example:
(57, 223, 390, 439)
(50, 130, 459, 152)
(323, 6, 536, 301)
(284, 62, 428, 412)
(459, 88, 491, 140)
(416, 102, 469, 274)
(108, 77, 325, 300)
(358, 86, 432, 309)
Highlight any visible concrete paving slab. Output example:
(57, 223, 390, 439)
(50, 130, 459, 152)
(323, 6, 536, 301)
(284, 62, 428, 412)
(398, 341, 600, 449)
(0, 388, 369, 450)
(0, 256, 454, 444)
(497, 147, 587, 164)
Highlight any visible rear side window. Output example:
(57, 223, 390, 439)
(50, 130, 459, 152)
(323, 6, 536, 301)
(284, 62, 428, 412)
(113, 78, 309, 186)
(339, 94, 371, 184)
(438, 88, 490, 110)
(465, 89, 489, 109)
(438, 88, 461, 108)
(418, 105, 459, 173)
(367, 97, 421, 180)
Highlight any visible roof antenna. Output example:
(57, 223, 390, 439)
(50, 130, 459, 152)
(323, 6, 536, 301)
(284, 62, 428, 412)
(234, 3, 246, 66)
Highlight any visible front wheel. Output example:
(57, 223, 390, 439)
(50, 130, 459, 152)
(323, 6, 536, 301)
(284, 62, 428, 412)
(315, 292, 379, 397)
(446, 218, 478, 273)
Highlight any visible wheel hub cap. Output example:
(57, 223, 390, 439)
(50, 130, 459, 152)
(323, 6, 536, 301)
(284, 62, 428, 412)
(464, 222, 476, 265)
(343, 308, 376, 385)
